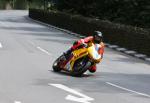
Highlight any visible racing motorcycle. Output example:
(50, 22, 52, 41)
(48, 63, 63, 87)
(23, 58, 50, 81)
(52, 42, 102, 76)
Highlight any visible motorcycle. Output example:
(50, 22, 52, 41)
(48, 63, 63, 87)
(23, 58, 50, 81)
(52, 42, 102, 76)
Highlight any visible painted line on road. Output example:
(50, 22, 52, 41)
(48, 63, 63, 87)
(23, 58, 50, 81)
(0, 42, 2, 48)
(106, 82, 150, 98)
(37, 46, 51, 55)
(0, 21, 10, 28)
(14, 101, 21, 103)
(49, 83, 94, 103)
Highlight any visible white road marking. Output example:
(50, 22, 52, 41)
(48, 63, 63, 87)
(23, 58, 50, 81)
(49, 83, 94, 103)
(37, 46, 51, 55)
(14, 101, 21, 103)
(106, 82, 150, 98)
(0, 21, 10, 28)
(0, 42, 2, 48)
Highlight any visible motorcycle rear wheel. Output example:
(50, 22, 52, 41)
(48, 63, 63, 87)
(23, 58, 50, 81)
(71, 57, 91, 77)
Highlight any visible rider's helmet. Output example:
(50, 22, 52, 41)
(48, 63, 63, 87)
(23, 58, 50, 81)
(93, 31, 103, 43)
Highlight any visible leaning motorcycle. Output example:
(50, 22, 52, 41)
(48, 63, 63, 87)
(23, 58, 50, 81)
(52, 42, 102, 76)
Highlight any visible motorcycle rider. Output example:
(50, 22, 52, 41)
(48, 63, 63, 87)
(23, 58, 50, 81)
(64, 31, 104, 73)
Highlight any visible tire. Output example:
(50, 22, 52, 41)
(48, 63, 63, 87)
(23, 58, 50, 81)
(71, 58, 91, 77)
(52, 56, 63, 72)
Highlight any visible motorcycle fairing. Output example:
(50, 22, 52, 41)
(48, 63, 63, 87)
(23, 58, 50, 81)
(64, 48, 88, 71)
(88, 44, 101, 61)
(64, 43, 101, 71)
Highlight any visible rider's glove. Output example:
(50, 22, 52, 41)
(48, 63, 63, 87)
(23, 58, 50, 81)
(80, 43, 88, 48)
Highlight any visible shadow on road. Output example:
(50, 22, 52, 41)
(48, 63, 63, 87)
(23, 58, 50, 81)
(0, 16, 28, 23)
(50, 70, 94, 78)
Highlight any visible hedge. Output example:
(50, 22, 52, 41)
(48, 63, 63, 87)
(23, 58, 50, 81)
(29, 9, 150, 56)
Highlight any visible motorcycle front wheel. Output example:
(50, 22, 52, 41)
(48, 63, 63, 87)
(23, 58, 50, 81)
(52, 55, 64, 72)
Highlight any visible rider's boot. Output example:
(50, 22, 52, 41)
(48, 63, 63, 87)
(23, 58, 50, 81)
(88, 65, 97, 73)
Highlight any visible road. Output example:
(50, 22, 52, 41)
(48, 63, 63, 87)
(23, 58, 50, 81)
(0, 10, 150, 103)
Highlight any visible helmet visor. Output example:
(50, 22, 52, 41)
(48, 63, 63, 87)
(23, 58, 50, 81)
(94, 35, 102, 43)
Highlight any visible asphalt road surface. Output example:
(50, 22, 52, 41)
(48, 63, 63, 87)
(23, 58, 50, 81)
(0, 10, 150, 103)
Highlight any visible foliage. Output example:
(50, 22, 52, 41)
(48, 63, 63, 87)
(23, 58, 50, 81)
(56, 0, 150, 28)
(0, 0, 45, 9)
